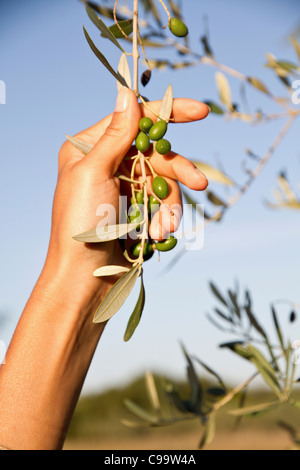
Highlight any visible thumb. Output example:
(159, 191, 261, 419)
(84, 87, 141, 177)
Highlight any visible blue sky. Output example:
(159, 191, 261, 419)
(1, 0, 300, 394)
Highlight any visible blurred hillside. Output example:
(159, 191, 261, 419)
(65, 374, 300, 450)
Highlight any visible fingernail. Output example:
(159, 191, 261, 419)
(194, 166, 207, 179)
(115, 86, 130, 112)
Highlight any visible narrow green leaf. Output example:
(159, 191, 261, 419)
(124, 273, 146, 342)
(206, 190, 227, 207)
(145, 372, 161, 413)
(278, 173, 298, 203)
(83, 1, 126, 21)
(271, 305, 285, 349)
(201, 35, 214, 58)
(209, 282, 228, 307)
(86, 5, 124, 52)
(83, 26, 128, 87)
(143, 0, 163, 27)
(220, 342, 252, 360)
(229, 400, 280, 417)
(244, 290, 267, 338)
(290, 36, 300, 63)
(199, 414, 216, 449)
(194, 357, 226, 390)
(65, 135, 94, 155)
(159, 84, 174, 122)
(93, 266, 139, 323)
(167, 0, 182, 19)
(246, 345, 282, 398)
(227, 289, 241, 319)
(165, 383, 189, 414)
(108, 19, 134, 39)
(215, 72, 233, 110)
(213, 308, 234, 324)
(181, 344, 203, 411)
(204, 101, 224, 115)
(117, 53, 132, 92)
(248, 77, 270, 95)
(93, 265, 130, 277)
(192, 161, 235, 187)
(73, 222, 142, 243)
(124, 399, 158, 424)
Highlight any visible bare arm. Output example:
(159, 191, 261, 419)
(0, 88, 209, 450)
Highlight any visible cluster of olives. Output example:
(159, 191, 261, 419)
(129, 117, 178, 261)
(136, 117, 172, 157)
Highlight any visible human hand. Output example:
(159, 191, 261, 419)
(45, 87, 209, 300)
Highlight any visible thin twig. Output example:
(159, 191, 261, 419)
(114, 0, 129, 39)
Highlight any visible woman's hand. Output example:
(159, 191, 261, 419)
(0, 88, 209, 450)
(46, 87, 209, 301)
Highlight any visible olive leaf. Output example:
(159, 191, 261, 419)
(192, 161, 235, 187)
(73, 222, 143, 243)
(124, 272, 146, 342)
(181, 343, 203, 412)
(193, 357, 226, 391)
(271, 305, 285, 352)
(141, 0, 162, 27)
(145, 372, 161, 413)
(123, 399, 158, 424)
(204, 101, 224, 115)
(93, 266, 139, 323)
(222, 342, 282, 398)
(248, 77, 271, 95)
(85, 5, 125, 52)
(159, 84, 174, 122)
(209, 282, 228, 307)
(108, 19, 134, 39)
(290, 36, 300, 63)
(82, 1, 126, 21)
(65, 135, 94, 155)
(93, 265, 130, 277)
(206, 190, 227, 207)
(229, 400, 280, 417)
(215, 72, 233, 111)
(83, 26, 128, 87)
(117, 53, 132, 92)
(199, 413, 216, 450)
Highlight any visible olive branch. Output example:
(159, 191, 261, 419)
(67, 0, 190, 341)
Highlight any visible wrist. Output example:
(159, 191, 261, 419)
(35, 252, 113, 323)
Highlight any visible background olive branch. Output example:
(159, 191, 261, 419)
(77, 0, 300, 449)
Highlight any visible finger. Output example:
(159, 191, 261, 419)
(141, 98, 210, 123)
(130, 150, 208, 191)
(80, 87, 141, 178)
(75, 98, 210, 145)
(149, 178, 183, 241)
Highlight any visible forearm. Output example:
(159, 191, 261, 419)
(0, 263, 109, 450)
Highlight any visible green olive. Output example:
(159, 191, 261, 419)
(148, 120, 168, 141)
(139, 117, 154, 133)
(136, 131, 150, 153)
(169, 18, 189, 38)
(148, 195, 160, 215)
(129, 204, 144, 224)
(152, 176, 169, 200)
(131, 191, 144, 206)
(155, 236, 178, 252)
(156, 139, 172, 155)
(131, 241, 154, 261)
